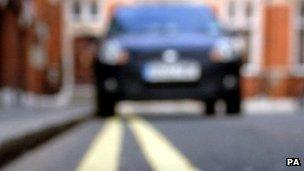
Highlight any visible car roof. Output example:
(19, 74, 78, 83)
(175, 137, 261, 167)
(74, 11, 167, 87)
(134, 0, 205, 5)
(115, 4, 213, 14)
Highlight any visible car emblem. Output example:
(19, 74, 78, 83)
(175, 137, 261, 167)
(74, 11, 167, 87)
(162, 49, 179, 63)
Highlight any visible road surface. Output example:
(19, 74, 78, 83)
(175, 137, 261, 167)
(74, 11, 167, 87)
(3, 114, 304, 171)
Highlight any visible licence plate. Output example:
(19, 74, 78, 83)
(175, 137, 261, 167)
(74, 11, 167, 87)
(143, 61, 201, 83)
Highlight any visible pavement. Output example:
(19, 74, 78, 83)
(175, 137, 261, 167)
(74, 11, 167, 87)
(117, 97, 300, 116)
(243, 97, 299, 115)
(2, 114, 304, 171)
(0, 103, 94, 166)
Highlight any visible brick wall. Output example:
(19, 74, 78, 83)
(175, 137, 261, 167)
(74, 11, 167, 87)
(264, 5, 290, 69)
(0, 8, 3, 88)
(0, 2, 22, 89)
(23, 0, 62, 94)
(0, 0, 63, 94)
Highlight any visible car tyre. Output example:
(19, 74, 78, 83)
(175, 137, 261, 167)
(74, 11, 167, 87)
(225, 91, 241, 115)
(96, 92, 116, 117)
(205, 99, 216, 116)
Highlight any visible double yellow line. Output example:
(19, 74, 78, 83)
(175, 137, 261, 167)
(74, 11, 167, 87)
(77, 117, 200, 171)
(77, 118, 123, 171)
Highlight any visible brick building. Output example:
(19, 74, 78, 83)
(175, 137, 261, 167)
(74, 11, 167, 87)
(1, 0, 304, 106)
(213, 0, 304, 98)
(0, 0, 63, 106)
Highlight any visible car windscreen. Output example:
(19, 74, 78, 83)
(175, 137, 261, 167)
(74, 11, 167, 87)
(112, 5, 220, 35)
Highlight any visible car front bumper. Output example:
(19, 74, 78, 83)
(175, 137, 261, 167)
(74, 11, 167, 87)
(95, 60, 241, 101)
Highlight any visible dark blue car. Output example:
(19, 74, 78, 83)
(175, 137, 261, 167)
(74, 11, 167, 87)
(95, 5, 243, 117)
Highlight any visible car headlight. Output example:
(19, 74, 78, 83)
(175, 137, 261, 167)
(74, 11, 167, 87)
(210, 38, 244, 63)
(99, 41, 129, 65)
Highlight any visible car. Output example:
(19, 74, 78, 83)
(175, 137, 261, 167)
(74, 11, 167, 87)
(94, 4, 244, 117)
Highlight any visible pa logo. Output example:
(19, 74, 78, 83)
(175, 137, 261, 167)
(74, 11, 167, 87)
(286, 158, 301, 166)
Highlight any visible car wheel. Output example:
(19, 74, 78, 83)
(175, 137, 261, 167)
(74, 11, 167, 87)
(225, 91, 241, 115)
(96, 92, 116, 117)
(205, 99, 216, 116)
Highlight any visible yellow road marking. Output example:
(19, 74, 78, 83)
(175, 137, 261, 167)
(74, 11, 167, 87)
(128, 117, 200, 171)
(77, 117, 123, 171)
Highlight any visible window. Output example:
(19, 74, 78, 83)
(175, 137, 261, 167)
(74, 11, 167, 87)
(298, 2, 304, 65)
(245, 1, 253, 18)
(90, 1, 99, 20)
(113, 7, 219, 34)
(300, 31, 304, 64)
(223, 0, 262, 74)
(73, 1, 81, 20)
(90, 1, 98, 15)
(69, 0, 101, 22)
(227, 1, 252, 65)
(240, 30, 251, 65)
(228, 1, 236, 18)
(301, 2, 304, 17)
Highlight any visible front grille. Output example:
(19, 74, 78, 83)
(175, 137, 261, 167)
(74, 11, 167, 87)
(122, 48, 215, 82)
(129, 49, 211, 64)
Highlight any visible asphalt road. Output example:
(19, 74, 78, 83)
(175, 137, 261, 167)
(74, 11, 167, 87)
(3, 114, 304, 171)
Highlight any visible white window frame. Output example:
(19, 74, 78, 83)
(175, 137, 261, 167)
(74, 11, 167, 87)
(66, 0, 102, 24)
(89, 0, 100, 21)
(64, 0, 106, 37)
(69, 0, 82, 21)
(219, 0, 263, 76)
